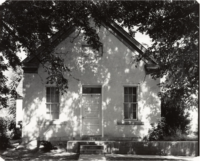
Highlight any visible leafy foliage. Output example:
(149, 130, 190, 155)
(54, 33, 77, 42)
(145, 88, 192, 141)
(146, 117, 197, 141)
(0, 116, 12, 149)
(40, 141, 54, 152)
(0, 1, 198, 108)
(0, 56, 10, 108)
(109, 1, 199, 107)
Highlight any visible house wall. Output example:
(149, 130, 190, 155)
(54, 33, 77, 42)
(16, 99, 23, 127)
(22, 25, 160, 144)
(16, 78, 23, 128)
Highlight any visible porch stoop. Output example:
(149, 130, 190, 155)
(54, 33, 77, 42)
(42, 137, 198, 156)
(67, 140, 198, 156)
(67, 141, 112, 154)
(80, 145, 104, 154)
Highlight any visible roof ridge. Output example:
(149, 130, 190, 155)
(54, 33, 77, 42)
(22, 24, 74, 63)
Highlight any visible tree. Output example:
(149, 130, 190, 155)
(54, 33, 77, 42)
(0, 0, 198, 109)
(161, 88, 191, 136)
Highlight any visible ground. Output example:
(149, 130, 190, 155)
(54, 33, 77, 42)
(1, 149, 79, 161)
(0, 139, 198, 161)
(0, 139, 79, 161)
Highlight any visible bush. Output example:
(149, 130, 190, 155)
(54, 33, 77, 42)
(145, 88, 193, 141)
(145, 117, 197, 141)
(40, 141, 54, 152)
(10, 121, 22, 140)
(0, 117, 11, 150)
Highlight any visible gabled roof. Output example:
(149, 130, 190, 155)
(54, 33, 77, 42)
(23, 21, 158, 68)
(23, 25, 75, 65)
(16, 78, 23, 99)
(102, 21, 158, 65)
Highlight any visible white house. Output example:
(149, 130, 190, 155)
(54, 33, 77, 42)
(21, 21, 161, 145)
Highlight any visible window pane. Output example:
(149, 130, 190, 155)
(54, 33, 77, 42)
(51, 94, 55, 102)
(129, 104, 133, 119)
(132, 87, 136, 94)
(131, 103, 136, 111)
(124, 103, 129, 119)
(133, 95, 137, 102)
(52, 112, 59, 119)
(129, 95, 133, 102)
(46, 94, 51, 102)
(133, 112, 136, 119)
(55, 94, 59, 102)
(51, 88, 55, 102)
(46, 87, 50, 95)
(124, 87, 128, 94)
(129, 87, 132, 94)
(46, 87, 51, 102)
(50, 87, 55, 96)
(55, 88, 59, 102)
(131, 104, 137, 119)
(46, 104, 51, 113)
(124, 94, 129, 102)
(51, 104, 58, 112)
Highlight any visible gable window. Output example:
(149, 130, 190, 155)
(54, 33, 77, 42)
(82, 44, 103, 57)
(46, 87, 59, 120)
(124, 86, 137, 120)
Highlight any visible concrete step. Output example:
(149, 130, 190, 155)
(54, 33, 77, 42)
(78, 154, 106, 161)
(80, 145, 104, 154)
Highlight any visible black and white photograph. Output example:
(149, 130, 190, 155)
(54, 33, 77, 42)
(0, 0, 199, 160)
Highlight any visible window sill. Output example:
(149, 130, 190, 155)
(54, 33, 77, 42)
(117, 120, 144, 125)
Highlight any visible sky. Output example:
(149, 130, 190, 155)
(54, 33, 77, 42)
(0, 0, 5, 5)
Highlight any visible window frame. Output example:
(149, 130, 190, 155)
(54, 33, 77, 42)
(45, 86, 60, 120)
(81, 44, 103, 58)
(123, 85, 139, 120)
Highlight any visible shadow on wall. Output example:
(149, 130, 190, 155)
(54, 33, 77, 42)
(22, 73, 82, 147)
(22, 25, 161, 146)
(63, 28, 160, 139)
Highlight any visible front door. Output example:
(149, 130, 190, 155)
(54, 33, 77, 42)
(81, 86, 102, 136)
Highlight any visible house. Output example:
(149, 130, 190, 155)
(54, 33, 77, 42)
(21, 21, 161, 146)
(15, 78, 23, 128)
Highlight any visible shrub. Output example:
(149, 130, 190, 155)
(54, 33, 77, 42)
(145, 117, 197, 141)
(0, 117, 11, 150)
(145, 88, 193, 141)
(9, 121, 22, 140)
(40, 141, 54, 152)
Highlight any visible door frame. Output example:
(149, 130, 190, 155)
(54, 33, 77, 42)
(80, 85, 103, 137)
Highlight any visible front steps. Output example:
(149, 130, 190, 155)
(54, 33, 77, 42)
(67, 141, 111, 154)
(78, 154, 106, 161)
(80, 145, 104, 154)
(66, 140, 198, 156)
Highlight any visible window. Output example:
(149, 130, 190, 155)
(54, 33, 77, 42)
(46, 87, 59, 120)
(124, 87, 137, 120)
(82, 44, 103, 57)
